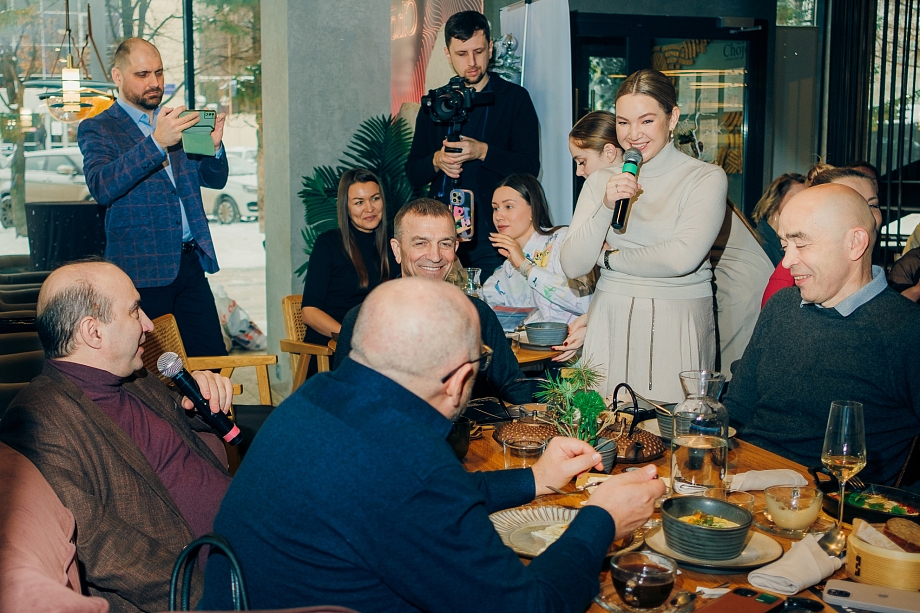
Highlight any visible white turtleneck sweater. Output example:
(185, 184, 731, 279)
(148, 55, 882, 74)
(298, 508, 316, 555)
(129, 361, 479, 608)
(560, 143, 727, 300)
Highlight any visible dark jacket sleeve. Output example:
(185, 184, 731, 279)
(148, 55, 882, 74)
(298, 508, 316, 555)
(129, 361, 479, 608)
(405, 105, 440, 188)
(196, 147, 229, 190)
(480, 84, 540, 179)
(888, 247, 920, 292)
(78, 116, 168, 206)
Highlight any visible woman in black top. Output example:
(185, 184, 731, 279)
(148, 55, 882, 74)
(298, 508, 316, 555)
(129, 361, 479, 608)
(301, 169, 395, 353)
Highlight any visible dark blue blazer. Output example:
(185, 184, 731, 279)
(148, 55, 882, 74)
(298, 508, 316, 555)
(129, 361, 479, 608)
(77, 102, 228, 288)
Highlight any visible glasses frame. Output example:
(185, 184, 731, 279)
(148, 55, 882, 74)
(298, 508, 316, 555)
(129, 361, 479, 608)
(440, 345, 493, 384)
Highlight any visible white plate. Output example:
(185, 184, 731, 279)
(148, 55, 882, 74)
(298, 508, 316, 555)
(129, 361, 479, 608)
(645, 526, 783, 573)
(489, 505, 643, 558)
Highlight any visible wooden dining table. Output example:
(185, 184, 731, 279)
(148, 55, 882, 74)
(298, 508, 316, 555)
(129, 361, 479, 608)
(514, 345, 562, 365)
(462, 432, 849, 611)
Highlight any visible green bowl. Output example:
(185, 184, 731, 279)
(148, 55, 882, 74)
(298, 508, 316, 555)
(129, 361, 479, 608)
(661, 496, 752, 560)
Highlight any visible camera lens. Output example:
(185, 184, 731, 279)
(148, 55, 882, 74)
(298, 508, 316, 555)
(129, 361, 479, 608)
(826, 589, 850, 598)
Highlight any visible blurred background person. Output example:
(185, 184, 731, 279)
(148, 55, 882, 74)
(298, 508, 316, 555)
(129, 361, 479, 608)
(888, 246, 920, 302)
(482, 174, 594, 326)
(750, 173, 806, 266)
(301, 169, 395, 373)
(560, 71, 727, 403)
(762, 164, 881, 307)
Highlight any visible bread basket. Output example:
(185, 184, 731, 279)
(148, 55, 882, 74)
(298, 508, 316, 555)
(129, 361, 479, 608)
(846, 533, 920, 590)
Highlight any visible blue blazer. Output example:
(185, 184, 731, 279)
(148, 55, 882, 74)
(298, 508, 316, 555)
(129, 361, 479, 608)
(78, 103, 228, 288)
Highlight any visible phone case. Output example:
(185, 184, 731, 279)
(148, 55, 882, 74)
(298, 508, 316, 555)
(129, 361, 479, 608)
(695, 588, 786, 613)
(179, 110, 217, 156)
(823, 580, 920, 613)
(450, 189, 474, 241)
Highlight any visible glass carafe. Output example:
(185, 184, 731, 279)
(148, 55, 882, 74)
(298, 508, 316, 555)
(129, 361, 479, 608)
(462, 267, 482, 298)
(670, 370, 729, 495)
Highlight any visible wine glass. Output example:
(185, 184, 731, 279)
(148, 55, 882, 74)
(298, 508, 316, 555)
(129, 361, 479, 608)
(821, 401, 867, 529)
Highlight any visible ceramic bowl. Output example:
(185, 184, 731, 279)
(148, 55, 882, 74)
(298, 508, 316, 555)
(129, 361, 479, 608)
(661, 496, 752, 560)
(524, 321, 568, 346)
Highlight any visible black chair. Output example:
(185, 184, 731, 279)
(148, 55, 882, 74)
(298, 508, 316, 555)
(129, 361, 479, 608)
(0, 271, 48, 285)
(0, 332, 42, 355)
(0, 350, 44, 418)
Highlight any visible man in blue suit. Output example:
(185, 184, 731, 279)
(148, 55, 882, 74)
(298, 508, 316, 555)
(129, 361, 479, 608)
(78, 38, 229, 356)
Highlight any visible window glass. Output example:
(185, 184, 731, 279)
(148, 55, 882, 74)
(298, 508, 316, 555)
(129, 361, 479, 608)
(777, 0, 817, 26)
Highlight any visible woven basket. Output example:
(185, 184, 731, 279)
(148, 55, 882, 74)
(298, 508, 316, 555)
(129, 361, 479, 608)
(846, 533, 920, 590)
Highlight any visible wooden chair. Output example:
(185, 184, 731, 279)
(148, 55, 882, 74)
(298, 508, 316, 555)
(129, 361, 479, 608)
(141, 314, 278, 474)
(279, 295, 334, 393)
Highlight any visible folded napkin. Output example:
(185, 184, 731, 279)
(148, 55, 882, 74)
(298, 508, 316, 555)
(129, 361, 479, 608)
(730, 469, 808, 492)
(696, 586, 730, 599)
(748, 535, 843, 595)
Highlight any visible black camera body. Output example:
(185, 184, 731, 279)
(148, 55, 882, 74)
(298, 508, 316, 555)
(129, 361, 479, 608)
(421, 76, 495, 126)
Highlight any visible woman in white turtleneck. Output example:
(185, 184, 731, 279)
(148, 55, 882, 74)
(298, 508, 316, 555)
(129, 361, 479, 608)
(560, 69, 727, 403)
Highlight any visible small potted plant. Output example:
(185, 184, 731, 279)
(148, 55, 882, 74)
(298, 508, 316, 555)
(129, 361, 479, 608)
(535, 359, 619, 472)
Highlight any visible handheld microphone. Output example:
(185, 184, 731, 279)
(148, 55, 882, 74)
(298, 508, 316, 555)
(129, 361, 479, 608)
(611, 148, 643, 230)
(156, 352, 243, 446)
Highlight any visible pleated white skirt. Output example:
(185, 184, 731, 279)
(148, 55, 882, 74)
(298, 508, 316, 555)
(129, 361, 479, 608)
(583, 290, 716, 404)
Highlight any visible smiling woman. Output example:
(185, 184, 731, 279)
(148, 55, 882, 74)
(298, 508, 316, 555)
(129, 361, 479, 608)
(560, 69, 728, 402)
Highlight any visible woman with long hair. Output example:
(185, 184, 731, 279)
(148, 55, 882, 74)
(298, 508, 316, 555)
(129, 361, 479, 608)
(560, 70, 728, 402)
(481, 174, 593, 326)
(761, 163, 880, 307)
(301, 169, 394, 354)
(750, 173, 806, 266)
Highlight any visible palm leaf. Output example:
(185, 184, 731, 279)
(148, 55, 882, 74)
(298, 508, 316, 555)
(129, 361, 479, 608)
(298, 114, 423, 279)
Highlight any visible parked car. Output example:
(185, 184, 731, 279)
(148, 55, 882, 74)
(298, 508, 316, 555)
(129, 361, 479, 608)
(226, 146, 257, 162)
(0, 147, 92, 228)
(202, 156, 258, 224)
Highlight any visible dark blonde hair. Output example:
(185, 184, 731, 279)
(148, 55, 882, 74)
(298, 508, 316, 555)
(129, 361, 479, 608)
(807, 164, 873, 189)
(494, 174, 560, 237)
(569, 110, 621, 153)
(751, 173, 806, 224)
(336, 169, 389, 289)
(616, 69, 678, 116)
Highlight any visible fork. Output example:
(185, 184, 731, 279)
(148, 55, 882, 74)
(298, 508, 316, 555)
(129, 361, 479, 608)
(848, 475, 867, 491)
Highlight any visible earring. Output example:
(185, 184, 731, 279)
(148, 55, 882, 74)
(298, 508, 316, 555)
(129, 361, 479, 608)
(669, 129, 674, 141)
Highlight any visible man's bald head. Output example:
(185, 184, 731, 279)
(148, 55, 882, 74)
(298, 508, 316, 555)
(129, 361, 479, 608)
(350, 278, 479, 403)
(37, 261, 122, 359)
(112, 38, 159, 72)
(778, 183, 876, 307)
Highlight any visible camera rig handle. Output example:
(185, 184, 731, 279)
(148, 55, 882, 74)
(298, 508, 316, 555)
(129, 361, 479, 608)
(445, 122, 463, 154)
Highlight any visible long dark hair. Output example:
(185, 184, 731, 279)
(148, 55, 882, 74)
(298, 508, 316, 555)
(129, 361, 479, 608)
(494, 174, 560, 236)
(336, 169, 389, 289)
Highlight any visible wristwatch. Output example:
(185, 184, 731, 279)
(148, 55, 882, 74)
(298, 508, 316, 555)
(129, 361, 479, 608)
(603, 249, 619, 270)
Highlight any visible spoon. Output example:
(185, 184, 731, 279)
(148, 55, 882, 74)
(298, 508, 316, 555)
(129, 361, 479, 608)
(816, 526, 847, 557)
(669, 591, 696, 613)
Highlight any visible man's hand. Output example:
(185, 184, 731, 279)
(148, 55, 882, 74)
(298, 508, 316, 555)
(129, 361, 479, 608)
(152, 105, 199, 149)
(433, 149, 463, 179)
(531, 437, 604, 496)
(182, 370, 233, 416)
(552, 313, 588, 362)
(212, 113, 226, 148)
(586, 465, 665, 540)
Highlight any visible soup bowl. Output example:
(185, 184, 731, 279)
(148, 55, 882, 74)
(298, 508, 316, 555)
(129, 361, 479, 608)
(661, 496, 752, 560)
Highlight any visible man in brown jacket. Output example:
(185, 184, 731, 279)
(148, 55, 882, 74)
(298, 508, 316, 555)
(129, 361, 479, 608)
(0, 260, 233, 612)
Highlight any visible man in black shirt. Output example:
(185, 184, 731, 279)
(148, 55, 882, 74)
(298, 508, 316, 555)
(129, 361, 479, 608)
(406, 11, 540, 274)
(334, 199, 532, 404)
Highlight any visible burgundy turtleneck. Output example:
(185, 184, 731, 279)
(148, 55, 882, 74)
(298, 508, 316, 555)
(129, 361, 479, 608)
(50, 360, 230, 538)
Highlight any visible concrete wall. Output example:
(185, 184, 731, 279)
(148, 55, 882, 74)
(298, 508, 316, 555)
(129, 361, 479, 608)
(262, 0, 390, 398)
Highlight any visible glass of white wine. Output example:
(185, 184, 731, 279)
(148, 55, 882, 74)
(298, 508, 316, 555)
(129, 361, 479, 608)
(821, 400, 867, 528)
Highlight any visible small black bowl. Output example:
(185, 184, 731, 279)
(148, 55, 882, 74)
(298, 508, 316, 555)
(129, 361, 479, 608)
(448, 417, 471, 460)
(810, 466, 920, 525)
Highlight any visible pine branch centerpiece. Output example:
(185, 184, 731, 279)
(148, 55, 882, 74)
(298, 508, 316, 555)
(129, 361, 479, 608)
(535, 359, 618, 448)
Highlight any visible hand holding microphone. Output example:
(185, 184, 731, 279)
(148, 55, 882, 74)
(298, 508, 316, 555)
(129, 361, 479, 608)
(157, 352, 242, 446)
(604, 147, 643, 230)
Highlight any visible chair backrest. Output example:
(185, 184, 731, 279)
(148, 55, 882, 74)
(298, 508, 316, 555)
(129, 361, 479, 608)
(282, 295, 305, 342)
(142, 314, 189, 384)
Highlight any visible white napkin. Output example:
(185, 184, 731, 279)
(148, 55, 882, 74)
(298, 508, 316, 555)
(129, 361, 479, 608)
(695, 586, 730, 599)
(730, 469, 808, 492)
(748, 535, 843, 595)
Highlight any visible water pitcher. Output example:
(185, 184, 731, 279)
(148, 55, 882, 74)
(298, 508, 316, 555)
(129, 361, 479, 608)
(670, 370, 729, 494)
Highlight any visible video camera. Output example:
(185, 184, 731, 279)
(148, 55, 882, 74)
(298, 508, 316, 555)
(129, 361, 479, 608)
(421, 76, 495, 127)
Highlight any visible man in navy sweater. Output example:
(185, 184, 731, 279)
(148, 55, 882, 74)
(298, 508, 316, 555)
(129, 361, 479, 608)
(726, 184, 920, 486)
(406, 11, 539, 273)
(202, 277, 664, 612)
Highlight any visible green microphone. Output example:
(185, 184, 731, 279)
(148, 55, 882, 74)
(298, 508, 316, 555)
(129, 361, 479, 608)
(612, 148, 643, 230)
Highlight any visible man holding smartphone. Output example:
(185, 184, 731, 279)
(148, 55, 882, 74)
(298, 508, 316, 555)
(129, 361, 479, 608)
(406, 10, 540, 273)
(78, 37, 229, 356)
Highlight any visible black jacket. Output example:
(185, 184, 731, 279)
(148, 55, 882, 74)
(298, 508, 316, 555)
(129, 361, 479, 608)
(406, 73, 540, 272)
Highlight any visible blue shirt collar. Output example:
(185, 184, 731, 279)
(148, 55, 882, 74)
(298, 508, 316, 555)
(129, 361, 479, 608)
(116, 97, 159, 127)
(801, 265, 887, 316)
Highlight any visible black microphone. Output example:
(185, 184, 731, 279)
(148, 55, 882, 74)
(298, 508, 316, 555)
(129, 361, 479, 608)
(157, 352, 243, 446)
(611, 147, 643, 230)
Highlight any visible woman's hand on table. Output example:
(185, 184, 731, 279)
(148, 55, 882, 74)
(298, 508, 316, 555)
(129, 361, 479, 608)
(489, 233, 527, 268)
(603, 172, 640, 210)
(531, 437, 604, 496)
(587, 465, 666, 541)
(552, 314, 587, 362)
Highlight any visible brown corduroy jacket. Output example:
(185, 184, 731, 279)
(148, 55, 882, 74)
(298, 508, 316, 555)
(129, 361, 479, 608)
(0, 363, 230, 613)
